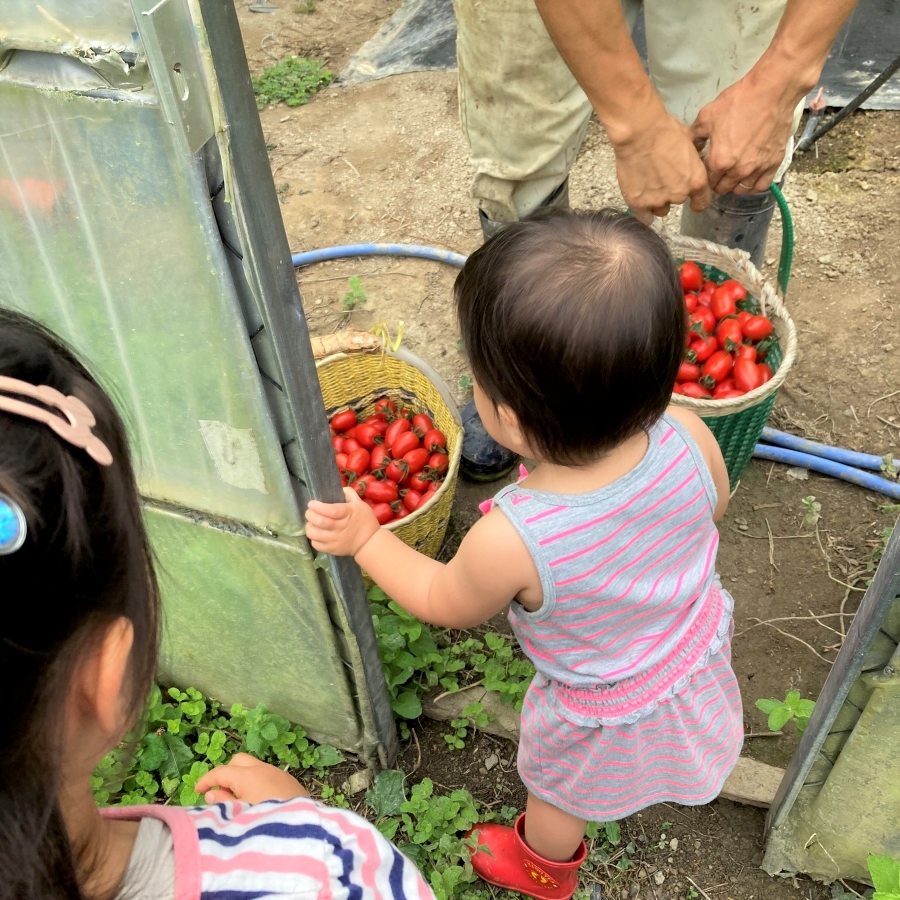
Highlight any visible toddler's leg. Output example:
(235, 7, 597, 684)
(524, 792, 587, 862)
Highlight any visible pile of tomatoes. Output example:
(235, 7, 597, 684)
(330, 397, 450, 525)
(675, 261, 776, 400)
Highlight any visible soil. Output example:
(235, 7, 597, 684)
(235, 3, 900, 896)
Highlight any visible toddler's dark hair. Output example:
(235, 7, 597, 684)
(456, 208, 684, 465)
(0, 308, 160, 899)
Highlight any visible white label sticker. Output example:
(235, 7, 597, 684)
(198, 420, 269, 494)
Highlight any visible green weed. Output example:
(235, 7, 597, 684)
(801, 495, 822, 529)
(92, 685, 344, 807)
(445, 702, 492, 751)
(869, 854, 900, 899)
(252, 56, 332, 109)
(756, 690, 816, 734)
(344, 275, 367, 310)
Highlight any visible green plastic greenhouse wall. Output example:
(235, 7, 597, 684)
(763, 525, 900, 884)
(0, 0, 396, 763)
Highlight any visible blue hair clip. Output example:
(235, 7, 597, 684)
(0, 493, 26, 555)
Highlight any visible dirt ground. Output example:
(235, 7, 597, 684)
(235, 1, 900, 896)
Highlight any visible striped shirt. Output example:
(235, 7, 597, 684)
(102, 798, 435, 900)
(498, 413, 722, 695)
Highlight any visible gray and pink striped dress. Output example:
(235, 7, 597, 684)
(492, 413, 743, 821)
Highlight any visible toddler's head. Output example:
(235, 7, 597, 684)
(0, 308, 160, 898)
(456, 208, 684, 465)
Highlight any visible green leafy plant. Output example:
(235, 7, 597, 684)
(343, 276, 367, 310)
(881, 455, 898, 480)
(801, 495, 822, 529)
(92, 685, 344, 807)
(870, 854, 900, 900)
(445, 702, 492, 750)
(459, 375, 473, 392)
(756, 690, 816, 734)
(252, 56, 332, 109)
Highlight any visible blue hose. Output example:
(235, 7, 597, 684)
(752, 444, 900, 500)
(291, 243, 468, 270)
(762, 428, 899, 473)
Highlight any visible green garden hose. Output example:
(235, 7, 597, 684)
(770, 182, 793, 295)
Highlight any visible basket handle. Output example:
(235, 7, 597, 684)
(770, 183, 793, 296)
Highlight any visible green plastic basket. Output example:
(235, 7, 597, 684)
(666, 189, 797, 488)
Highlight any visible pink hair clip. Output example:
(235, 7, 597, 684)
(0, 376, 113, 466)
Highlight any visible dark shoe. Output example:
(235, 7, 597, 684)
(479, 177, 570, 242)
(460, 398, 518, 482)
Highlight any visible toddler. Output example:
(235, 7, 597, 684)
(306, 209, 743, 900)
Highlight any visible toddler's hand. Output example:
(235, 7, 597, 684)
(306, 487, 381, 557)
(195, 753, 309, 805)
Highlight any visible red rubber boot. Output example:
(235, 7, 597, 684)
(467, 814, 587, 900)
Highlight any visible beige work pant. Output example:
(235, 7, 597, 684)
(454, 0, 803, 222)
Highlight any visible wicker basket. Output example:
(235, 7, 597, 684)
(665, 231, 798, 488)
(316, 344, 462, 561)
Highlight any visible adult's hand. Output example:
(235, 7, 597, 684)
(613, 110, 712, 223)
(690, 67, 798, 196)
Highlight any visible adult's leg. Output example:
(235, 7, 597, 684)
(454, 0, 645, 229)
(644, 0, 803, 265)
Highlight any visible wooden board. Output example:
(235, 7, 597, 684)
(720, 757, 785, 809)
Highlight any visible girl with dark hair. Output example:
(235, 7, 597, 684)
(0, 308, 433, 900)
(306, 209, 743, 900)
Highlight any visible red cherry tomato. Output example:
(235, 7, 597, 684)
(696, 290, 713, 308)
(343, 438, 362, 454)
(391, 431, 421, 459)
(403, 490, 424, 512)
(702, 280, 717, 293)
(345, 448, 370, 478)
(757, 363, 774, 384)
(426, 453, 449, 475)
(684, 292, 698, 314)
(384, 418, 412, 451)
(374, 398, 397, 417)
(331, 435, 345, 452)
(677, 361, 701, 383)
(364, 415, 390, 435)
(712, 378, 736, 399)
(342, 426, 357, 441)
(353, 473, 378, 498)
(354, 422, 382, 449)
(736, 345, 757, 363)
(702, 350, 733, 384)
(715, 317, 743, 351)
(672, 383, 684, 395)
(330, 410, 358, 432)
(710, 287, 738, 321)
(422, 429, 447, 453)
(421, 487, 439, 505)
(689, 306, 717, 335)
(335, 452, 349, 470)
(688, 335, 718, 363)
(385, 459, 409, 484)
(364, 479, 400, 504)
(715, 389, 747, 399)
(720, 280, 747, 303)
(681, 383, 713, 399)
(403, 447, 431, 475)
(743, 315, 773, 341)
(680, 261, 703, 293)
(409, 472, 432, 493)
(737, 311, 753, 327)
(370, 446, 392, 472)
(372, 502, 394, 525)
(399, 408, 414, 421)
(411, 413, 434, 436)
(733, 358, 763, 392)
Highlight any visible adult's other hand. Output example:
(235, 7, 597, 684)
(613, 110, 711, 223)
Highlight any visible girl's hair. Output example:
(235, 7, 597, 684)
(0, 308, 160, 900)
(455, 208, 685, 466)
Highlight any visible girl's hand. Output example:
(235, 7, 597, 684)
(195, 753, 309, 805)
(306, 487, 380, 557)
